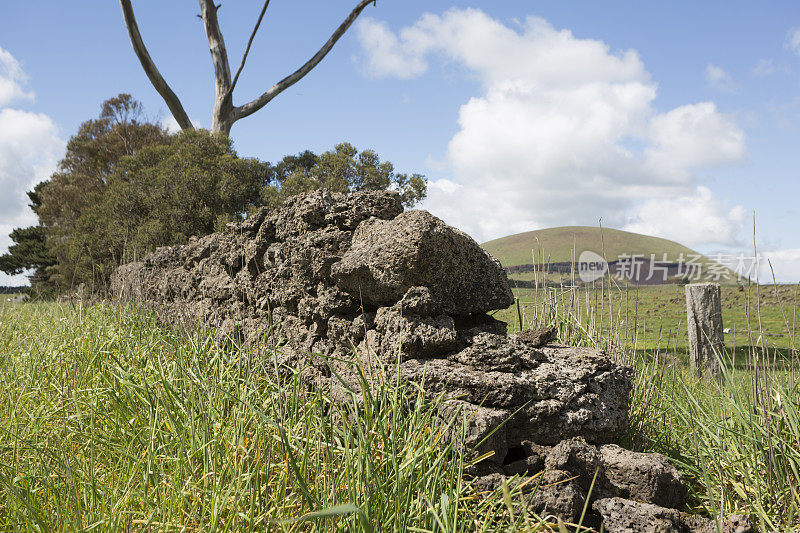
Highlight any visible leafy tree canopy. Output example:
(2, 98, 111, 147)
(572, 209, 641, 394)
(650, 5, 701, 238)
(265, 143, 427, 208)
(0, 226, 51, 276)
(96, 129, 269, 267)
(0, 182, 55, 290)
(34, 94, 171, 289)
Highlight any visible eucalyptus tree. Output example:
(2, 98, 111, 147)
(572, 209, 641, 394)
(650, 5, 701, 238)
(119, 0, 377, 136)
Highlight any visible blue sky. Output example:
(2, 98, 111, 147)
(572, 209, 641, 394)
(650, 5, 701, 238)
(2, 1, 800, 284)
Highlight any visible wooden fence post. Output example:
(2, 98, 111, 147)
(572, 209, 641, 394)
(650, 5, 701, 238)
(685, 282, 724, 377)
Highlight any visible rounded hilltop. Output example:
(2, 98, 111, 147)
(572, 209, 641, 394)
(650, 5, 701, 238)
(483, 226, 736, 284)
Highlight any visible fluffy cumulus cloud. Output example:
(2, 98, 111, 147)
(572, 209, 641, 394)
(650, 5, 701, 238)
(0, 47, 63, 285)
(623, 186, 747, 246)
(356, 19, 429, 79)
(645, 102, 744, 175)
(356, 9, 747, 246)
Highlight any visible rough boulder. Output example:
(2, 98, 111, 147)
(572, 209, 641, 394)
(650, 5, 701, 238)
(332, 210, 513, 314)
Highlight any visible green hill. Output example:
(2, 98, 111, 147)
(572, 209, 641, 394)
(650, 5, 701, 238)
(482, 226, 735, 284)
(482, 226, 702, 266)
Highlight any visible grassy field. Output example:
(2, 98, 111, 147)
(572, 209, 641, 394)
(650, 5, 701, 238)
(1, 299, 799, 530)
(1, 293, 27, 304)
(496, 282, 799, 356)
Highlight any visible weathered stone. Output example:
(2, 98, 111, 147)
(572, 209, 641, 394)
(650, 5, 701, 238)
(464, 459, 505, 484)
(469, 468, 588, 524)
(112, 190, 403, 352)
(469, 472, 506, 494)
(526, 470, 586, 523)
(370, 306, 459, 361)
(448, 333, 545, 372)
(438, 400, 509, 462)
(394, 343, 631, 469)
(600, 444, 688, 509)
(331, 210, 513, 315)
(593, 497, 753, 533)
(593, 497, 688, 532)
(721, 515, 754, 533)
(545, 437, 612, 495)
(514, 326, 558, 347)
(454, 313, 508, 343)
(396, 286, 440, 316)
(466, 438, 695, 525)
(273, 188, 403, 240)
(406, 346, 629, 442)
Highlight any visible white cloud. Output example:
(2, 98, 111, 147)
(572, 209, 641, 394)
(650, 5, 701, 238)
(359, 10, 647, 87)
(0, 109, 61, 214)
(0, 50, 63, 286)
(356, 18, 429, 78)
(161, 115, 202, 134)
(787, 28, 800, 56)
(705, 64, 736, 92)
(761, 249, 800, 283)
(0, 110, 62, 285)
(623, 186, 747, 247)
(645, 102, 745, 173)
(356, 9, 747, 246)
(162, 115, 181, 134)
(0, 47, 34, 106)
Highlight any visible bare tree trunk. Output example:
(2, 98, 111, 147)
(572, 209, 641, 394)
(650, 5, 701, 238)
(120, 0, 377, 137)
(685, 282, 725, 378)
(198, 0, 233, 135)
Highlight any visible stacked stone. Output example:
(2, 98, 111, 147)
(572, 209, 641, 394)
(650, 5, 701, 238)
(112, 189, 751, 531)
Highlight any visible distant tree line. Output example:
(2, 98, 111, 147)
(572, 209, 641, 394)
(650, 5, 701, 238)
(0, 94, 427, 296)
(0, 287, 28, 294)
(505, 262, 579, 275)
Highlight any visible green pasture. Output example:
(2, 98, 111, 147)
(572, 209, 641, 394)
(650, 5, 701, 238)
(1, 300, 799, 530)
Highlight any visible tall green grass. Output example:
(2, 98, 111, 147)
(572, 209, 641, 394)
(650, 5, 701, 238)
(627, 354, 800, 530)
(0, 302, 570, 532)
(3, 284, 800, 530)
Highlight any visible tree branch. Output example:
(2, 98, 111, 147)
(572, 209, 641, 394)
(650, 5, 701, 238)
(233, 0, 375, 122)
(198, 0, 232, 96)
(119, 0, 193, 130)
(229, 0, 271, 96)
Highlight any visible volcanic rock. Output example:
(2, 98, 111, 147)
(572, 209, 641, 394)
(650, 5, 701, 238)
(111, 189, 734, 528)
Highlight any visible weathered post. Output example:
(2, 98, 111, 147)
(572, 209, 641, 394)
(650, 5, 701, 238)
(685, 282, 724, 377)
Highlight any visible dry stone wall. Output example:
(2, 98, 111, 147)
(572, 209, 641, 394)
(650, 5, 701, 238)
(112, 189, 751, 530)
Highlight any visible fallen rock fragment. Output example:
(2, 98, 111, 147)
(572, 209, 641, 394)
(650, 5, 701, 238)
(593, 497, 753, 533)
(514, 325, 558, 347)
(599, 444, 688, 510)
(526, 470, 586, 524)
(544, 437, 614, 495)
(465, 437, 736, 529)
